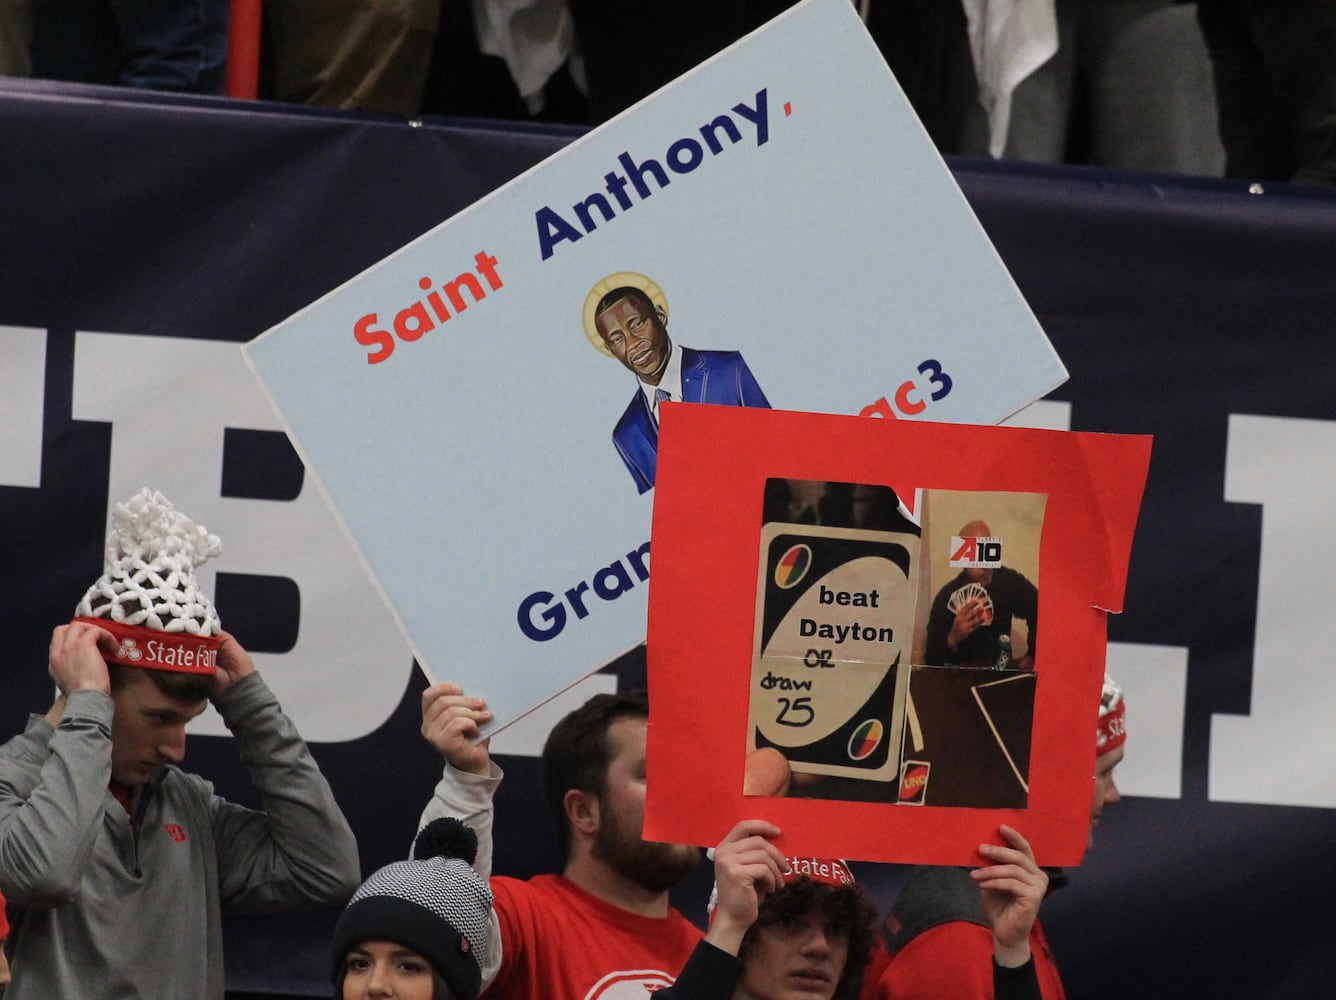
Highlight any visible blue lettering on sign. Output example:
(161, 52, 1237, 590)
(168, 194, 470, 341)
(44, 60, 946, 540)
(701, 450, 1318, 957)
(517, 540, 652, 641)
(859, 358, 954, 419)
(534, 88, 775, 261)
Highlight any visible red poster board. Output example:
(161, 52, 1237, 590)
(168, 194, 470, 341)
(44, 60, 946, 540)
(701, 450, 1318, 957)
(643, 404, 1151, 866)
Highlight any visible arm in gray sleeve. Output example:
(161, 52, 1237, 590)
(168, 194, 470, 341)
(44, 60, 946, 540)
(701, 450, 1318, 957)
(416, 758, 505, 987)
(207, 672, 361, 911)
(0, 691, 114, 907)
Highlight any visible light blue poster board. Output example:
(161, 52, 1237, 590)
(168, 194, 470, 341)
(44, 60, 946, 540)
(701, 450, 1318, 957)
(244, 0, 1068, 732)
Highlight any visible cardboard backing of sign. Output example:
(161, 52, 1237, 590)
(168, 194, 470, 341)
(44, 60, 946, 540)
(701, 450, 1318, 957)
(644, 404, 1150, 866)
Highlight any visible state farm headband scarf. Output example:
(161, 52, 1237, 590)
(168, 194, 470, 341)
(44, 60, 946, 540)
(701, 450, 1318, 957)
(1097, 674, 1127, 753)
(707, 855, 857, 923)
(72, 488, 223, 676)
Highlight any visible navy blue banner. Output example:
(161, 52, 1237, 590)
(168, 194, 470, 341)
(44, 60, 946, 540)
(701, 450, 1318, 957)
(2, 78, 1334, 999)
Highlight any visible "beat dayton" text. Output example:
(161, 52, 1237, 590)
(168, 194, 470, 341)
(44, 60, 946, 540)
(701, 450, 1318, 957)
(798, 584, 893, 644)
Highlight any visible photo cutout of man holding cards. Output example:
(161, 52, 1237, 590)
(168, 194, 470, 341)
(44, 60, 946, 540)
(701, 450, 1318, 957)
(903, 489, 1046, 810)
(584, 271, 772, 494)
(920, 492, 1042, 672)
(745, 483, 1045, 811)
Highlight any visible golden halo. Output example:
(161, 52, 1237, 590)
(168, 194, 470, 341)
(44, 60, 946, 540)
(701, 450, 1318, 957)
(582, 271, 669, 357)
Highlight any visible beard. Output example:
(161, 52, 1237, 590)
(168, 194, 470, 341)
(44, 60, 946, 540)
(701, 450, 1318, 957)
(591, 795, 702, 893)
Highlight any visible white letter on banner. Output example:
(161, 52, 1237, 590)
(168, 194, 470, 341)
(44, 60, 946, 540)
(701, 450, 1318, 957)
(0, 326, 47, 487)
(73, 333, 414, 741)
(1104, 643, 1187, 799)
(1213, 414, 1336, 806)
(1001, 398, 1072, 431)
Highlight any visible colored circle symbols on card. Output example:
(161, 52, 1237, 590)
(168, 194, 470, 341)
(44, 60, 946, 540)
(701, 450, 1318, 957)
(848, 719, 884, 760)
(774, 544, 813, 589)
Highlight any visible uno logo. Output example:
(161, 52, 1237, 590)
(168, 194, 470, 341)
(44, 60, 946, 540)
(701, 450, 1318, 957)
(847, 719, 883, 761)
(859, 358, 953, 420)
(774, 544, 812, 589)
(899, 761, 930, 803)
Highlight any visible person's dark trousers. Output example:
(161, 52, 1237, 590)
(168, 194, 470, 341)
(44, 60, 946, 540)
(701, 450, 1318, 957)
(1197, 0, 1336, 183)
(31, 0, 228, 93)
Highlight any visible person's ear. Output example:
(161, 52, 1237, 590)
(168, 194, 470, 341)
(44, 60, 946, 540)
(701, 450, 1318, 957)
(656, 305, 667, 328)
(564, 788, 600, 840)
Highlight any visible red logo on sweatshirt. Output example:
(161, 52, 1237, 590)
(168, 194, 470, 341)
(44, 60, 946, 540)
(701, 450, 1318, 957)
(163, 823, 187, 843)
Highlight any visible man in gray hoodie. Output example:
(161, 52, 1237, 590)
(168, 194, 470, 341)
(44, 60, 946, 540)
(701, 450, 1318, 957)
(0, 489, 360, 999)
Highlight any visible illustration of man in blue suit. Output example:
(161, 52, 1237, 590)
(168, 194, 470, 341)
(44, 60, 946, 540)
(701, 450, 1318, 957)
(589, 276, 771, 493)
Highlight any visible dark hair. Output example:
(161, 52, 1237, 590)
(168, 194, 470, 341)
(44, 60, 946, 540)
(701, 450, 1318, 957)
(741, 880, 878, 1000)
(595, 285, 657, 321)
(540, 689, 649, 859)
(108, 661, 217, 702)
(332, 957, 455, 1000)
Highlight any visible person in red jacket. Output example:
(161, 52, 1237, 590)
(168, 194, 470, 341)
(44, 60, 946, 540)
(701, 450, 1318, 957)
(873, 675, 1128, 1000)
(657, 819, 1048, 1000)
(417, 684, 705, 998)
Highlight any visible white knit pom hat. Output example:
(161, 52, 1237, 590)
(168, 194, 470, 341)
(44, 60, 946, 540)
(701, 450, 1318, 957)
(73, 488, 223, 674)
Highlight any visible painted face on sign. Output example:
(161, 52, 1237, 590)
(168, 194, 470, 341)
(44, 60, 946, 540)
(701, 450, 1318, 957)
(595, 294, 671, 385)
(110, 670, 208, 786)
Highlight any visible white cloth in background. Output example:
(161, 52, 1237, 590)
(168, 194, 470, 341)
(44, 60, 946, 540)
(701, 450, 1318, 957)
(960, 0, 1059, 157)
(472, 0, 580, 114)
